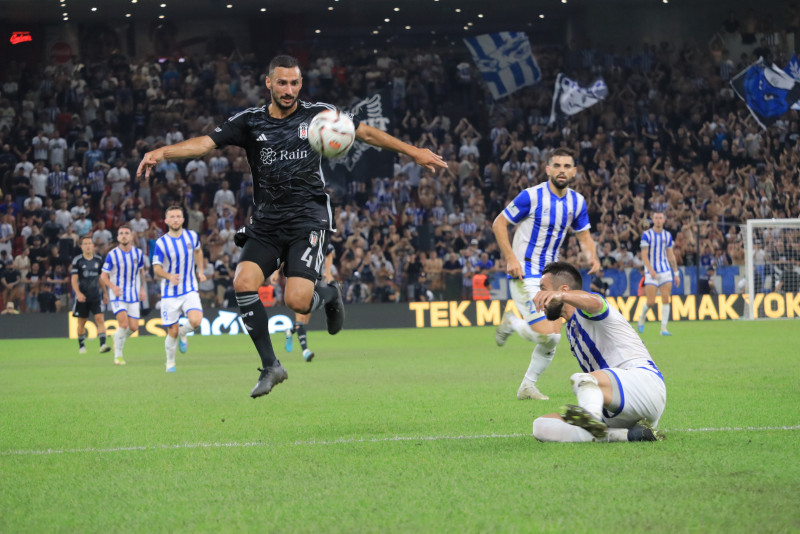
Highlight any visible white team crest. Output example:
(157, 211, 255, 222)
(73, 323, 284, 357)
(308, 230, 319, 246)
(298, 122, 309, 139)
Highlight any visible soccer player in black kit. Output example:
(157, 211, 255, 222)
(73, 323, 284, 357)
(137, 55, 447, 398)
(71, 235, 110, 354)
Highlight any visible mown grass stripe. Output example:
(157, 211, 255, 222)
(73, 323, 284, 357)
(4, 425, 798, 456)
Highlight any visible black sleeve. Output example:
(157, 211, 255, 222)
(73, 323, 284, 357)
(70, 256, 80, 275)
(208, 112, 249, 148)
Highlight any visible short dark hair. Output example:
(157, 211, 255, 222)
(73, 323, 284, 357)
(548, 147, 575, 163)
(542, 261, 582, 290)
(80, 235, 93, 243)
(118, 223, 132, 232)
(165, 204, 183, 216)
(268, 55, 300, 76)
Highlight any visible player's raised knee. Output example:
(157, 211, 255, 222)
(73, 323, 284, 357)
(570, 372, 598, 389)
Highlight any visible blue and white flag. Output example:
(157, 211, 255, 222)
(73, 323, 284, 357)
(463, 32, 541, 100)
(783, 54, 800, 110)
(549, 73, 608, 125)
(730, 58, 800, 129)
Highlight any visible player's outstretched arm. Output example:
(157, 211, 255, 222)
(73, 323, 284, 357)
(137, 136, 218, 180)
(355, 123, 447, 172)
(534, 289, 605, 316)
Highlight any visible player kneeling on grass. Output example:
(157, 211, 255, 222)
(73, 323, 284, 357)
(530, 261, 666, 443)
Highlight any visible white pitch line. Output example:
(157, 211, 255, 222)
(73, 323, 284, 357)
(668, 425, 800, 432)
(2, 426, 798, 457)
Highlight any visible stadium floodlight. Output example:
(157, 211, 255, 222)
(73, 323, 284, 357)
(744, 218, 800, 320)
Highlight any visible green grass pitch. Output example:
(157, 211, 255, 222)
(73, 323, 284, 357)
(1, 320, 799, 532)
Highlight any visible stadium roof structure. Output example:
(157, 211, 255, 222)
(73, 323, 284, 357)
(0, 0, 756, 27)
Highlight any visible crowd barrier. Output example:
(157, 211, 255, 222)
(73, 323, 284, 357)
(0, 293, 797, 339)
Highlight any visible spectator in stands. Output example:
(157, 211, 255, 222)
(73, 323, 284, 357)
(213, 180, 236, 216)
(106, 159, 130, 205)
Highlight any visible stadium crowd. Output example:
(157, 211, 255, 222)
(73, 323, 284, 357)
(1, 12, 799, 313)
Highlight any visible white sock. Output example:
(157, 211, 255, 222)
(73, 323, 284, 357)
(571, 373, 604, 420)
(523, 334, 560, 384)
(532, 417, 595, 442)
(165, 335, 178, 366)
(661, 304, 671, 331)
(114, 328, 131, 358)
(607, 428, 629, 442)
(178, 323, 196, 337)
(638, 302, 649, 326)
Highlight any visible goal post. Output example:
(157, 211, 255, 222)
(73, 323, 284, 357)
(744, 218, 800, 320)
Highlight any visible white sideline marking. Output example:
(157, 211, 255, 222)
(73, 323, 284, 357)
(2, 426, 798, 456)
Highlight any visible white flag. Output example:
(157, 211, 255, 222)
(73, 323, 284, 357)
(549, 74, 608, 125)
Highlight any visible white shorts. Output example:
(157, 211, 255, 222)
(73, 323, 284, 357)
(644, 270, 674, 287)
(600, 366, 667, 427)
(110, 300, 141, 320)
(161, 292, 203, 326)
(509, 277, 546, 325)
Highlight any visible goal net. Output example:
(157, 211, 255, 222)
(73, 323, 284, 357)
(744, 219, 800, 320)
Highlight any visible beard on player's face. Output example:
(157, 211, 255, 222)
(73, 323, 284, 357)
(549, 173, 569, 189)
(272, 92, 296, 109)
(545, 301, 564, 321)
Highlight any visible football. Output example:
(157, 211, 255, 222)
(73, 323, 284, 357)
(307, 109, 356, 158)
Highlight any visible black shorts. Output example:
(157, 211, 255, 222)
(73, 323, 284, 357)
(238, 224, 329, 282)
(73, 299, 103, 318)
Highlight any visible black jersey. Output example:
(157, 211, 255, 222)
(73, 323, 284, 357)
(71, 254, 104, 301)
(208, 101, 360, 231)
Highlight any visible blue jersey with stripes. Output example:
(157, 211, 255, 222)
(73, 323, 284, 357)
(152, 230, 200, 298)
(565, 296, 662, 378)
(502, 182, 590, 278)
(640, 228, 674, 273)
(102, 246, 144, 303)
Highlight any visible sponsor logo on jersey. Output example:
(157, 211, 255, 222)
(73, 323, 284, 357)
(260, 147, 276, 165)
(214, 127, 222, 132)
(257, 133, 268, 142)
(260, 147, 310, 166)
(309, 231, 319, 246)
(298, 122, 309, 139)
(507, 202, 519, 217)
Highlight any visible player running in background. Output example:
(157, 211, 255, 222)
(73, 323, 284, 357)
(637, 211, 680, 336)
(137, 54, 447, 398)
(100, 224, 146, 366)
(493, 148, 600, 400)
(152, 205, 206, 373)
(531, 262, 666, 442)
(284, 240, 335, 362)
(71, 235, 110, 354)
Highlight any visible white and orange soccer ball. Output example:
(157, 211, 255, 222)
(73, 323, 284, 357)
(307, 109, 356, 158)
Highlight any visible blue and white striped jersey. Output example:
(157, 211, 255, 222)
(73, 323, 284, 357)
(152, 230, 200, 298)
(502, 182, 590, 278)
(640, 229, 674, 273)
(102, 246, 144, 303)
(565, 296, 662, 377)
